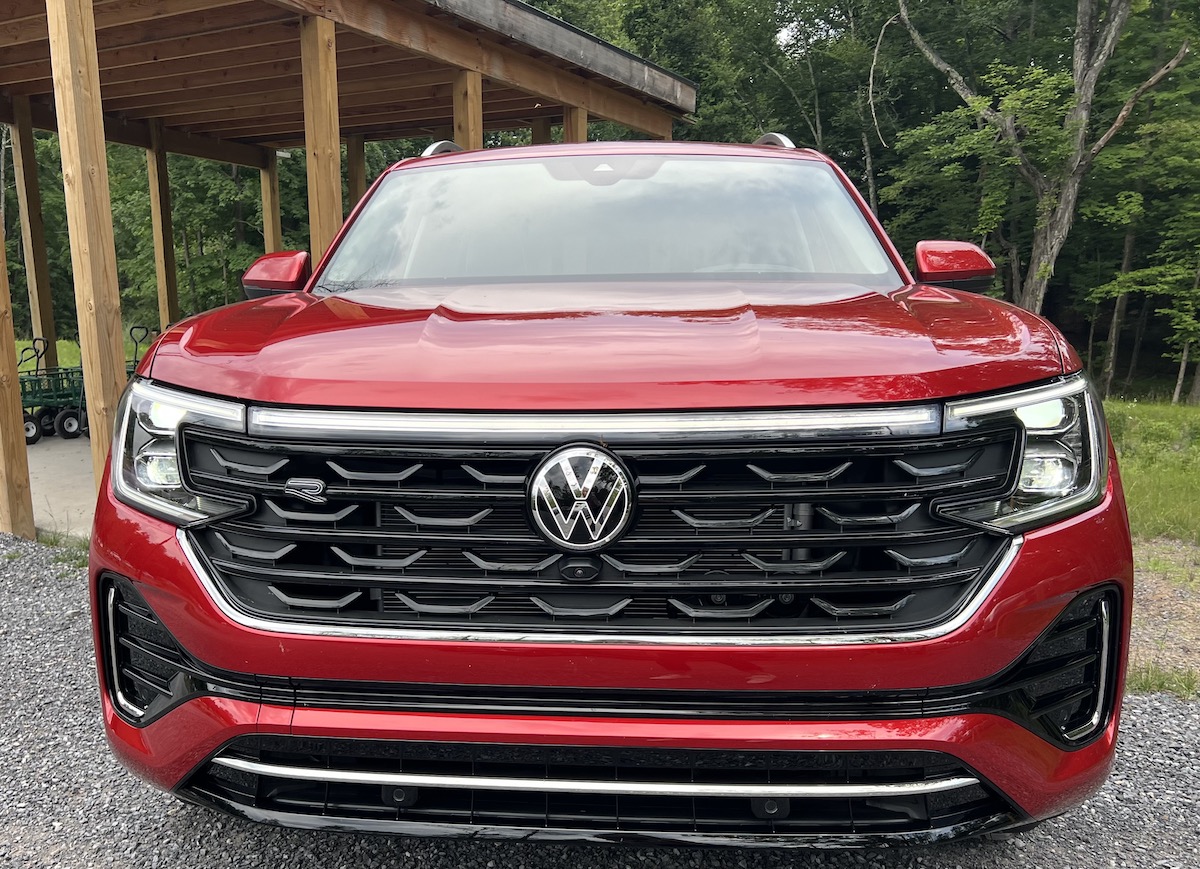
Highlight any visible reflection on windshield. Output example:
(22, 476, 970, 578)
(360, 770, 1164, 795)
(318, 155, 900, 293)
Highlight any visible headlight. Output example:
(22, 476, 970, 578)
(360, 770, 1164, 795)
(112, 380, 249, 525)
(941, 374, 1108, 531)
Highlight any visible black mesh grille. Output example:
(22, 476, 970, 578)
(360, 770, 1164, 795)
(183, 737, 1017, 839)
(182, 425, 1019, 635)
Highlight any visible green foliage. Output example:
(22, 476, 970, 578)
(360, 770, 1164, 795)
(1107, 400, 1200, 542)
(1126, 661, 1199, 699)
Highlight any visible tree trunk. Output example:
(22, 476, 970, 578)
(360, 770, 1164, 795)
(1100, 295, 1127, 399)
(1188, 356, 1200, 405)
(180, 223, 195, 315)
(1100, 228, 1136, 399)
(1173, 341, 1190, 405)
(860, 131, 878, 215)
(1123, 300, 1150, 387)
(1086, 302, 1099, 373)
(232, 165, 245, 247)
(0, 126, 8, 229)
(1013, 175, 1086, 314)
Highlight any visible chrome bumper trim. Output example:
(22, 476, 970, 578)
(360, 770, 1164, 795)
(212, 756, 979, 799)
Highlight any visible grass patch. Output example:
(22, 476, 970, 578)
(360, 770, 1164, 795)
(1105, 400, 1200, 543)
(36, 529, 91, 569)
(1126, 661, 1199, 700)
(16, 339, 83, 369)
(16, 337, 144, 372)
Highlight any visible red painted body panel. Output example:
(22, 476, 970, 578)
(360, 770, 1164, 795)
(240, 250, 311, 293)
(98, 686, 1118, 820)
(914, 240, 997, 282)
(147, 284, 1065, 410)
(99, 690, 1118, 823)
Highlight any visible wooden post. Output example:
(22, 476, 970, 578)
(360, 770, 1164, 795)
(45, 0, 128, 489)
(530, 117, 553, 145)
(260, 151, 283, 253)
(300, 15, 342, 262)
(563, 106, 588, 143)
(0, 224, 37, 540)
(453, 69, 483, 150)
(147, 119, 180, 330)
(346, 133, 366, 210)
(10, 96, 57, 369)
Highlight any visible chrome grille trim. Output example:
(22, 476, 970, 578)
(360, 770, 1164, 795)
(177, 529, 1022, 645)
(211, 756, 980, 799)
(247, 406, 942, 443)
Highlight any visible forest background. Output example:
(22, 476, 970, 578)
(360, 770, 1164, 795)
(3, 0, 1198, 401)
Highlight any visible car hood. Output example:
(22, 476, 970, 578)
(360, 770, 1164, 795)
(147, 281, 1067, 410)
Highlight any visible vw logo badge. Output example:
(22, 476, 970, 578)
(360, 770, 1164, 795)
(529, 445, 633, 552)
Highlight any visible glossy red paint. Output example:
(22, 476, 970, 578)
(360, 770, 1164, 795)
(98, 686, 1118, 823)
(914, 240, 998, 283)
(147, 283, 1067, 410)
(89, 458, 1131, 694)
(240, 250, 311, 295)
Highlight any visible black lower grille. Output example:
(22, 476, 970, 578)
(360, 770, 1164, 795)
(182, 423, 1020, 637)
(102, 574, 1119, 753)
(182, 737, 1019, 841)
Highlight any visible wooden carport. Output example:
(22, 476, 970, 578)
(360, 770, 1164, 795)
(0, 0, 696, 538)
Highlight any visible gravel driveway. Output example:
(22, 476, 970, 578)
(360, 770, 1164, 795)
(1, 532, 1196, 869)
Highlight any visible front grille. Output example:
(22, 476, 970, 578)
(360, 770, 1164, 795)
(182, 737, 1018, 840)
(182, 421, 1019, 636)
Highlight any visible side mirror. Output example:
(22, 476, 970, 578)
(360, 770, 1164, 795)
(242, 251, 312, 300)
(914, 241, 996, 294)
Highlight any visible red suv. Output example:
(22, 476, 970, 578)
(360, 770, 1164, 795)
(90, 136, 1132, 847)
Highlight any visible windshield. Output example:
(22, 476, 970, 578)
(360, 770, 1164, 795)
(317, 153, 901, 292)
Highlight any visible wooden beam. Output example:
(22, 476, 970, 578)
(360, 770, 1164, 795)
(407, 0, 696, 114)
(147, 120, 180, 330)
(530, 116, 553, 145)
(563, 106, 588, 143)
(3, 24, 393, 98)
(0, 13, 298, 86)
(0, 0, 250, 50)
(264, 0, 676, 138)
(104, 60, 451, 116)
(261, 151, 283, 253)
(301, 15, 342, 262)
(187, 92, 539, 140)
(0, 94, 272, 169)
(45, 0, 127, 490)
(95, 44, 413, 104)
(346, 134, 366, 211)
(224, 103, 566, 144)
(453, 69, 484, 150)
(0, 224, 37, 540)
(120, 71, 459, 126)
(9, 96, 57, 368)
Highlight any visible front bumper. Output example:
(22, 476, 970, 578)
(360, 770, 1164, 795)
(89, 465, 1133, 846)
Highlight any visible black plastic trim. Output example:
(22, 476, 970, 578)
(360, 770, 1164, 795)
(101, 573, 1121, 753)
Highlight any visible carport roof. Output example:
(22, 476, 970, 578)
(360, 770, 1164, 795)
(0, 0, 696, 166)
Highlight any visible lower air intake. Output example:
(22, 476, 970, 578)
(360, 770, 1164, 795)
(182, 737, 1020, 843)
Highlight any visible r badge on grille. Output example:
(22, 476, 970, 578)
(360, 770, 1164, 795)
(529, 445, 634, 552)
(283, 477, 328, 504)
